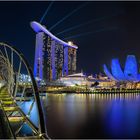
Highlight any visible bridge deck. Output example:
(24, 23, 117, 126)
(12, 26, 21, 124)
(0, 87, 46, 139)
(0, 43, 48, 139)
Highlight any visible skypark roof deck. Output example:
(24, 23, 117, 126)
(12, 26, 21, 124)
(30, 21, 78, 49)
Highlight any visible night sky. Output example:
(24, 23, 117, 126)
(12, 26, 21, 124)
(0, 1, 140, 75)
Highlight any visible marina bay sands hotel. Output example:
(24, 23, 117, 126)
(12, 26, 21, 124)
(30, 21, 78, 81)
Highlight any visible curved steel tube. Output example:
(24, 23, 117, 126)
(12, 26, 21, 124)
(0, 42, 47, 138)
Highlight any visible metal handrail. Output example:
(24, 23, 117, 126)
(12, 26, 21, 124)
(0, 42, 49, 138)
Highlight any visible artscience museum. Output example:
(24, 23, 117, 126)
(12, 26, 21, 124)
(103, 55, 140, 82)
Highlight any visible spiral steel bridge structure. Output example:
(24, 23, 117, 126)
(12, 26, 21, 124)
(0, 42, 49, 139)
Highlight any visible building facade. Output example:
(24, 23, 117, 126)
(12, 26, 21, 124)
(31, 21, 78, 81)
(103, 55, 140, 82)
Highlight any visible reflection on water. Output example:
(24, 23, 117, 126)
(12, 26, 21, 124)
(20, 93, 140, 138)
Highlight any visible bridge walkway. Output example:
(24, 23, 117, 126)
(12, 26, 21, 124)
(0, 87, 43, 139)
(0, 42, 49, 139)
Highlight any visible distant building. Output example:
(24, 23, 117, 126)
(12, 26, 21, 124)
(103, 55, 140, 82)
(57, 72, 116, 88)
(57, 73, 88, 86)
(31, 21, 78, 81)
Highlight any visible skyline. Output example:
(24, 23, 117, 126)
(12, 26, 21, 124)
(0, 2, 140, 75)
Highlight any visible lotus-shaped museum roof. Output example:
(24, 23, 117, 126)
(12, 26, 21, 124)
(103, 55, 140, 82)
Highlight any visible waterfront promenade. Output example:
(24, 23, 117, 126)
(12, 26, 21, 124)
(39, 86, 140, 94)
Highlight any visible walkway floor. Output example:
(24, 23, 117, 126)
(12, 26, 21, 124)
(0, 108, 14, 139)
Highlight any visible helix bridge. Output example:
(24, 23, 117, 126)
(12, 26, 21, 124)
(0, 42, 49, 139)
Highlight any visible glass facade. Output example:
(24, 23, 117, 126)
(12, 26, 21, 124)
(34, 32, 77, 81)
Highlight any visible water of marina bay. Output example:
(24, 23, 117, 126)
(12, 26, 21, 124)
(20, 93, 140, 139)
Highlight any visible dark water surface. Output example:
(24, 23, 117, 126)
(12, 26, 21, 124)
(42, 93, 140, 139)
(22, 93, 140, 138)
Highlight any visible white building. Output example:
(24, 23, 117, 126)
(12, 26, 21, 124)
(57, 73, 89, 86)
